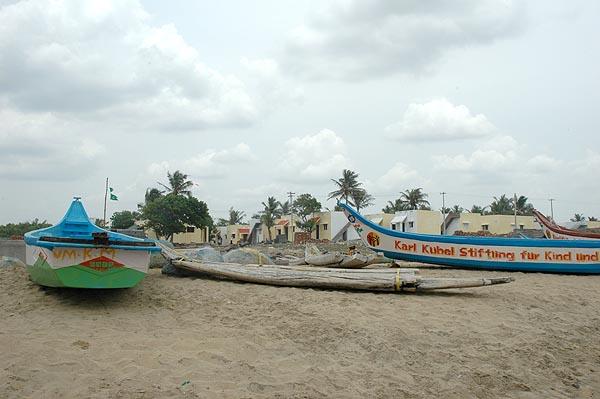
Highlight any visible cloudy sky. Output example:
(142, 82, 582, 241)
(1, 0, 599, 224)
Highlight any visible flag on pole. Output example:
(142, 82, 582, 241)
(109, 187, 118, 201)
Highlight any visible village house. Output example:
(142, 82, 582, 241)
(444, 212, 539, 235)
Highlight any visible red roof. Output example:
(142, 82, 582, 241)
(276, 220, 289, 226)
(238, 228, 250, 234)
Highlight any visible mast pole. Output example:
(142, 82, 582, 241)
(103, 177, 108, 227)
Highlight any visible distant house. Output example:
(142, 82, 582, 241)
(146, 225, 210, 244)
(216, 224, 251, 245)
(445, 213, 539, 235)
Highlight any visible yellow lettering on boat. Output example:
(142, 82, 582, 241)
(53, 248, 78, 260)
(83, 248, 92, 260)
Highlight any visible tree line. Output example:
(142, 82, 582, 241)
(3, 168, 597, 239)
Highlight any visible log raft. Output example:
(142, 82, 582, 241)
(171, 259, 513, 292)
(158, 243, 514, 292)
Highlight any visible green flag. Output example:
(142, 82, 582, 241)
(109, 187, 118, 201)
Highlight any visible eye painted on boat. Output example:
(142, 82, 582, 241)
(348, 215, 356, 223)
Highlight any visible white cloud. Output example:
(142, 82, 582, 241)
(241, 57, 304, 109)
(526, 154, 563, 173)
(365, 162, 427, 195)
(147, 143, 257, 180)
(432, 135, 519, 178)
(282, 0, 526, 80)
(278, 129, 350, 183)
(0, 109, 105, 180)
(0, 0, 272, 130)
(385, 99, 496, 141)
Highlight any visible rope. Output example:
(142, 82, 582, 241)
(395, 269, 402, 291)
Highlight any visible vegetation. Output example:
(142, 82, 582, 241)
(382, 199, 408, 213)
(110, 210, 140, 229)
(227, 207, 246, 225)
(351, 189, 374, 212)
(489, 195, 514, 215)
(571, 213, 585, 222)
(142, 194, 212, 241)
(260, 196, 282, 241)
(328, 169, 363, 205)
(0, 219, 51, 238)
(514, 195, 535, 215)
(469, 205, 488, 214)
(140, 171, 211, 241)
(279, 200, 292, 216)
(488, 194, 535, 216)
(157, 170, 194, 197)
(293, 194, 322, 232)
(383, 188, 430, 212)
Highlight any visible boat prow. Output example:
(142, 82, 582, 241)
(533, 209, 600, 240)
(24, 197, 160, 288)
(340, 203, 600, 274)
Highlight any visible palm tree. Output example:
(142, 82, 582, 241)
(571, 213, 586, 222)
(382, 199, 409, 213)
(489, 195, 513, 215)
(328, 169, 363, 204)
(469, 205, 488, 214)
(158, 170, 194, 196)
(228, 207, 246, 225)
(261, 196, 282, 241)
(144, 188, 163, 203)
(514, 195, 535, 215)
(279, 200, 292, 216)
(399, 188, 430, 210)
(351, 189, 374, 212)
(450, 205, 464, 214)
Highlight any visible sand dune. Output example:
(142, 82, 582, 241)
(1, 264, 599, 398)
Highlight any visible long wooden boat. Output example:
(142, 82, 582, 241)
(532, 209, 600, 240)
(24, 198, 160, 288)
(340, 203, 600, 274)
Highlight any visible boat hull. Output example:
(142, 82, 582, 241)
(341, 204, 600, 274)
(26, 244, 151, 288)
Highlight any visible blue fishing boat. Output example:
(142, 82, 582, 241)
(340, 203, 600, 274)
(24, 197, 161, 288)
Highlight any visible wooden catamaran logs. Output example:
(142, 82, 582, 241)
(171, 259, 514, 292)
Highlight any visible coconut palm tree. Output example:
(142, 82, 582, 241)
(571, 213, 586, 222)
(228, 207, 246, 225)
(399, 188, 430, 210)
(450, 205, 464, 214)
(514, 195, 535, 215)
(382, 199, 409, 213)
(351, 189, 375, 212)
(469, 205, 488, 214)
(279, 200, 292, 216)
(328, 169, 363, 204)
(489, 195, 513, 215)
(158, 170, 194, 197)
(260, 196, 282, 241)
(144, 188, 163, 203)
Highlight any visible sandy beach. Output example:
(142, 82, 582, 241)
(1, 263, 599, 398)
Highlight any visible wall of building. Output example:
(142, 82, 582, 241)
(145, 226, 210, 244)
(415, 210, 444, 235)
(446, 213, 539, 235)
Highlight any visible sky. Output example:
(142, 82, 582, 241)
(1, 0, 599, 224)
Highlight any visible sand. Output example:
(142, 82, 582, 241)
(1, 264, 599, 398)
